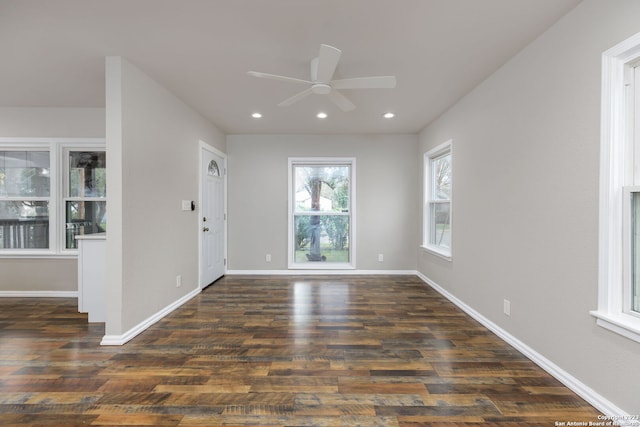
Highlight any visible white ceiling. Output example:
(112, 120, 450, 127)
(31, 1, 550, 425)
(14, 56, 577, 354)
(0, 0, 581, 135)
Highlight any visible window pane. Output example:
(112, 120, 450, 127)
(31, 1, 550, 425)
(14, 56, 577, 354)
(430, 202, 451, 249)
(0, 201, 49, 249)
(294, 165, 349, 213)
(294, 214, 349, 263)
(65, 201, 107, 249)
(632, 193, 640, 313)
(0, 151, 50, 197)
(69, 151, 106, 197)
(432, 154, 451, 200)
(208, 160, 220, 177)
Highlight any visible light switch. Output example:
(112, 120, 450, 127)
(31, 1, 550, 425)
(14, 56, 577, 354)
(181, 200, 191, 211)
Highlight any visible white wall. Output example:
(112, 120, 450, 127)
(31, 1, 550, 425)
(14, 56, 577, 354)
(0, 107, 105, 292)
(226, 134, 418, 271)
(418, 0, 640, 413)
(0, 107, 105, 138)
(0, 258, 78, 293)
(105, 57, 225, 336)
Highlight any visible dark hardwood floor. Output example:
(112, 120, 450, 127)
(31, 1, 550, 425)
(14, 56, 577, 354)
(0, 275, 601, 426)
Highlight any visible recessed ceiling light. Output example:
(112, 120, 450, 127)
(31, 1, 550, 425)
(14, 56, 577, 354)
(383, 112, 395, 119)
(317, 112, 328, 119)
(251, 112, 262, 119)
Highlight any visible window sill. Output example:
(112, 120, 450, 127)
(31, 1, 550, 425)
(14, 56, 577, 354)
(420, 245, 452, 261)
(590, 310, 640, 344)
(0, 252, 77, 259)
(288, 262, 355, 270)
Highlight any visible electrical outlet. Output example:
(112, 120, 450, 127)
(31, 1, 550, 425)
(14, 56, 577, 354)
(378, 253, 384, 262)
(265, 254, 272, 263)
(503, 299, 511, 316)
(176, 275, 182, 288)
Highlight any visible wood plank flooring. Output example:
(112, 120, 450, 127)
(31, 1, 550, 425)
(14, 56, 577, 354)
(0, 275, 601, 426)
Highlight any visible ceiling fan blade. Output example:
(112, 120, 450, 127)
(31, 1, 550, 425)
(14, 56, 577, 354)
(278, 88, 313, 107)
(332, 76, 397, 90)
(327, 89, 356, 112)
(247, 71, 311, 85)
(315, 44, 341, 82)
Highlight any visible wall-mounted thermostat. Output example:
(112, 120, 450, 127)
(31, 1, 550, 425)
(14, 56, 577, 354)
(181, 200, 195, 211)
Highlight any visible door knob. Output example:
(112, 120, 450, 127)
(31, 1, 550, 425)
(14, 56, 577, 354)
(203, 227, 210, 232)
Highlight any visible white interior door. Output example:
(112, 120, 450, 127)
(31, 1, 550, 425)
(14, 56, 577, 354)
(200, 146, 226, 288)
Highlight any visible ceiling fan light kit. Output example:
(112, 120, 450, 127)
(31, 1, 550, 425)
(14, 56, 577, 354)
(248, 44, 396, 112)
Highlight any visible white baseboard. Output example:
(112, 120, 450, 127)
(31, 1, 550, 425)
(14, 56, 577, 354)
(226, 269, 417, 275)
(100, 287, 201, 346)
(415, 272, 631, 418)
(0, 290, 78, 298)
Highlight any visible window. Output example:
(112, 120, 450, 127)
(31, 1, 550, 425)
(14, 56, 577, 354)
(593, 33, 640, 343)
(288, 158, 355, 269)
(0, 138, 105, 256)
(624, 187, 640, 313)
(64, 150, 107, 249)
(423, 140, 452, 259)
(0, 150, 51, 249)
(208, 160, 220, 177)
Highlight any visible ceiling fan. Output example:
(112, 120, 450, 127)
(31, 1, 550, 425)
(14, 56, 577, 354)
(247, 44, 396, 112)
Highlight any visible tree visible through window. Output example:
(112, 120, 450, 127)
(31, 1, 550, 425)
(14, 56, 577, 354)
(289, 159, 354, 268)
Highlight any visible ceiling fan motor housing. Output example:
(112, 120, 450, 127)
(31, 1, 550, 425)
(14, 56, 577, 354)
(311, 83, 332, 95)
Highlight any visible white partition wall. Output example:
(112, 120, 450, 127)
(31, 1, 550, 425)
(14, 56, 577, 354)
(104, 57, 225, 342)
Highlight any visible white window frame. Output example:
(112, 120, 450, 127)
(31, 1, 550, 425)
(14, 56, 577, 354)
(592, 32, 640, 343)
(288, 157, 356, 270)
(0, 143, 56, 255)
(622, 186, 640, 319)
(0, 138, 105, 258)
(61, 145, 107, 253)
(422, 140, 452, 260)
